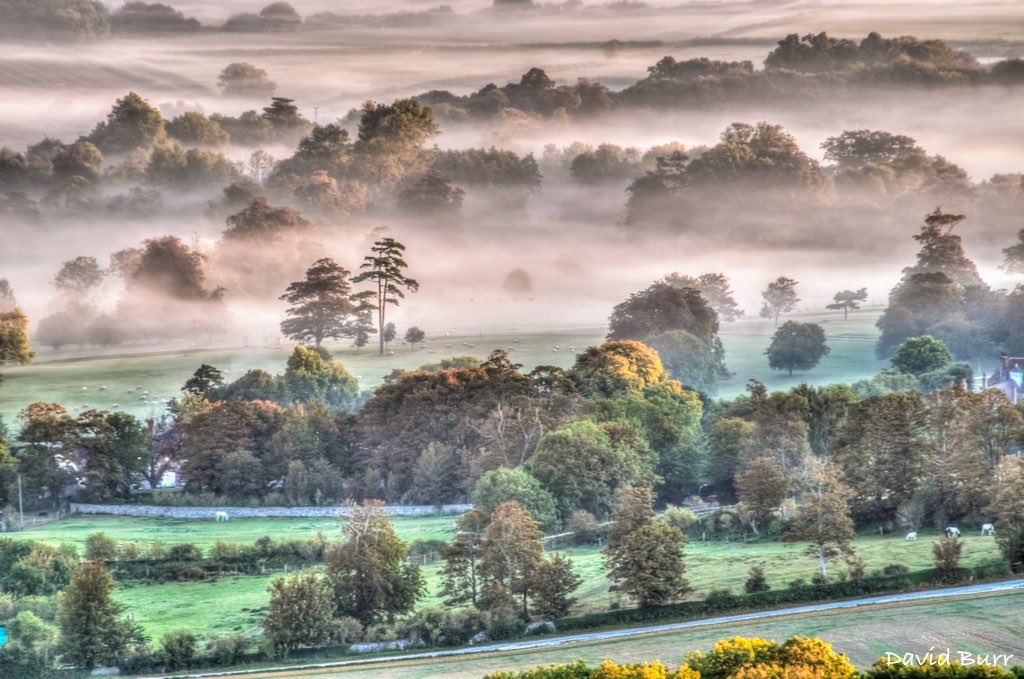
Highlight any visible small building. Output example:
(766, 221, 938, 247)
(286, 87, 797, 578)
(983, 354, 1024, 404)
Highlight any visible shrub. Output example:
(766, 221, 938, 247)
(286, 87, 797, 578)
(483, 603, 524, 641)
(662, 505, 699, 533)
(146, 541, 169, 560)
(881, 563, 909, 575)
(0, 593, 16, 619)
(933, 536, 963, 583)
(118, 541, 142, 561)
(168, 543, 203, 561)
(161, 630, 198, 670)
(85, 532, 118, 561)
(207, 634, 249, 665)
(744, 566, 770, 593)
(566, 510, 604, 546)
(210, 540, 242, 561)
(331, 616, 364, 645)
(788, 578, 808, 589)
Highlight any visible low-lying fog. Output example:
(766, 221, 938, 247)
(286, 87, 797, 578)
(2, 0, 1023, 349)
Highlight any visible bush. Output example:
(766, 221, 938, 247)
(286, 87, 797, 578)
(118, 541, 142, 560)
(566, 510, 604, 546)
(162, 630, 198, 670)
(661, 505, 699, 533)
(331, 616, 364, 645)
(788, 578, 808, 590)
(0, 593, 16, 619)
(933, 536, 963, 583)
(745, 566, 770, 593)
(168, 543, 203, 561)
(85, 532, 118, 561)
(146, 541, 169, 560)
(207, 634, 249, 665)
(210, 540, 242, 560)
(881, 563, 910, 575)
(483, 604, 524, 641)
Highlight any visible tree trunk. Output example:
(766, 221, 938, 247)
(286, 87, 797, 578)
(817, 545, 828, 580)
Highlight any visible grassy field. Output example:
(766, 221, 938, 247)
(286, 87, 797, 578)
(18, 514, 1001, 643)
(0, 310, 885, 422)
(18, 514, 458, 551)
(259, 591, 1024, 678)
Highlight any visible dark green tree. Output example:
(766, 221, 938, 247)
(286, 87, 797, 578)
(280, 258, 362, 349)
(765, 321, 830, 375)
(182, 364, 225, 395)
(826, 288, 868, 319)
(263, 570, 336, 656)
(57, 561, 143, 669)
(352, 238, 419, 355)
(890, 336, 953, 376)
(88, 92, 165, 154)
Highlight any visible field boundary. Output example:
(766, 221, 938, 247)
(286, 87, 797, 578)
(70, 503, 472, 520)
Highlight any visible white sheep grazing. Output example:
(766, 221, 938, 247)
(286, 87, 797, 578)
(905, 531, 918, 541)
(981, 523, 995, 536)
(215, 511, 229, 522)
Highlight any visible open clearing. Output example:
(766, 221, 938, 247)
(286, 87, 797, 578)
(18, 515, 1004, 642)
(0, 310, 885, 422)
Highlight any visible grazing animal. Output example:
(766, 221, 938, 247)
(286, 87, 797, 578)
(945, 526, 961, 538)
(905, 531, 918, 541)
(981, 523, 995, 536)
(215, 511, 229, 522)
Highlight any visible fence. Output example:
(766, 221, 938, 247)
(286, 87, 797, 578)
(69, 502, 472, 520)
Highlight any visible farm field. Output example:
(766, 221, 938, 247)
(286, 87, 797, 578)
(254, 591, 1024, 678)
(19, 515, 1003, 642)
(0, 310, 886, 422)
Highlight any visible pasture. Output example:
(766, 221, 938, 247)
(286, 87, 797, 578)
(18, 515, 1003, 642)
(259, 591, 1024, 677)
(0, 310, 886, 422)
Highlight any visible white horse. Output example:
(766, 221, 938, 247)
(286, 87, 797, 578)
(981, 523, 995, 536)
(945, 526, 961, 538)
(215, 511, 229, 522)
(905, 531, 918, 541)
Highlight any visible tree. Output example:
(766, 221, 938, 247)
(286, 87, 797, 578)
(664, 272, 744, 322)
(440, 509, 487, 608)
(0, 610, 59, 677)
(51, 141, 103, 180)
(527, 419, 653, 521)
(280, 258, 362, 349)
(1002, 228, 1024, 274)
(324, 502, 424, 624)
(182, 364, 225, 395)
(529, 553, 582, 619)
(352, 238, 419, 356)
(472, 467, 559, 532)
(765, 321, 830, 375)
(404, 326, 425, 349)
(759, 277, 800, 326)
(608, 281, 720, 345)
(988, 457, 1024, 567)
(354, 99, 439, 184)
(282, 345, 359, 410)
(826, 288, 868, 319)
(263, 570, 336, 656)
(80, 411, 148, 501)
(218, 62, 278, 95)
(735, 458, 788, 534)
(161, 631, 198, 670)
(382, 322, 397, 348)
(17, 402, 79, 509)
(57, 561, 142, 669)
(604, 486, 689, 606)
(478, 501, 544, 615)
(53, 256, 104, 296)
(0, 308, 34, 365)
(397, 171, 464, 215)
(88, 92, 165, 154)
(890, 336, 952, 376)
(166, 111, 230, 147)
(783, 460, 856, 580)
(0, 278, 16, 311)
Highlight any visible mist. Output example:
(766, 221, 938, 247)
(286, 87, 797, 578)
(2, 0, 1023, 364)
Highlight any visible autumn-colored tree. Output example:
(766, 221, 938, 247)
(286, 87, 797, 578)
(988, 457, 1024, 567)
(263, 570, 336, 656)
(529, 553, 582, 620)
(684, 635, 857, 679)
(604, 486, 689, 606)
(325, 502, 424, 625)
(0, 308, 34, 365)
(478, 501, 544, 615)
(570, 340, 669, 398)
(830, 392, 929, 526)
(784, 459, 857, 580)
(735, 458, 788, 534)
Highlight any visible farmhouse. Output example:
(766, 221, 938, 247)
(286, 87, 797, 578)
(983, 355, 1024, 404)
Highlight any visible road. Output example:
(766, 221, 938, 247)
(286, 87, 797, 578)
(148, 579, 1024, 679)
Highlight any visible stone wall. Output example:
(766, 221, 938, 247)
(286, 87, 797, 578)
(70, 503, 472, 520)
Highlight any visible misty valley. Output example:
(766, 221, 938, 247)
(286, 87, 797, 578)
(1, 1, 1024, 677)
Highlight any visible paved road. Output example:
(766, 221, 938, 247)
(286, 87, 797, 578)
(152, 579, 1024, 679)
